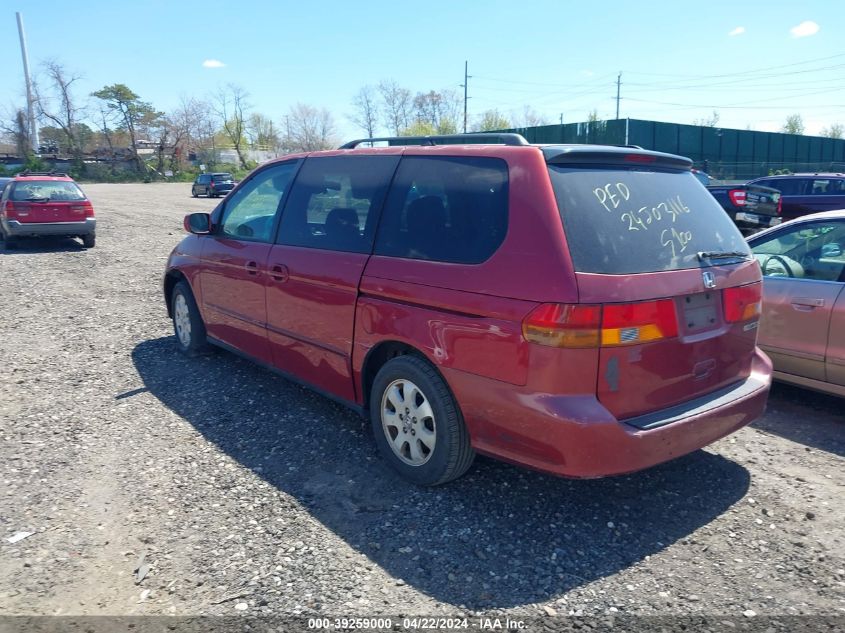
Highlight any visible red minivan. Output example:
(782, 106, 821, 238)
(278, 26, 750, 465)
(164, 134, 772, 485)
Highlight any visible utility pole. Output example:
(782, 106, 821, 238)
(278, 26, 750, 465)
(16, 12, 39, 153)
(615, 72, 622, 120)
(559, 113, 563, 125)
(460, 61, 471, 133)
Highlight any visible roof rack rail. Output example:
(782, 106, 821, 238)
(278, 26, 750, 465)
(338, 133, 530, 150)
(17, 170, 69, 177)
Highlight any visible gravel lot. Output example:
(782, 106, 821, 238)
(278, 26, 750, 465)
(0, 183, 843, 622)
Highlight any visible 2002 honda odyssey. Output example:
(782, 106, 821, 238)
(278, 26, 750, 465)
(163, 133, 772, 485)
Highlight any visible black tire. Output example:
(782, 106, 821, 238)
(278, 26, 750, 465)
(191, 189, 198, 198)
(82, 233, 95, 248)
(206, 187, 214, 198)
(171, 281, 209, 356)
(2, 229, 17, 250)
(370, 355, 474, 486)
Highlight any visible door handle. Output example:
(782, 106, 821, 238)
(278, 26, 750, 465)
(245, 261, 259, 275)
(270, 264, 289, 282)
(791, 297, 824, 308)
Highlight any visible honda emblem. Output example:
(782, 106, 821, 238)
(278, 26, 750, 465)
(702, 271, 716, 289)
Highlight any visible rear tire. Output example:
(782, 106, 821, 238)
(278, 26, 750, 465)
(82, 233, 95, 248)
(171, 281, 209, 356)
(206, 188, 213, 198)
(191, 189, 198, 198)
(370, 355, 475, 486)
(2, 229, 17, 250)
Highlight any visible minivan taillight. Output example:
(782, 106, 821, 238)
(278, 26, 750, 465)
(723, 283, 762, 323)
(522, 299, 679, 348)
(522, 304, 601, 348)
(728, 189, 747, 207)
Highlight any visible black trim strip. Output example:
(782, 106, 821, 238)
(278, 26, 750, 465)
(623, 375, 768, 430)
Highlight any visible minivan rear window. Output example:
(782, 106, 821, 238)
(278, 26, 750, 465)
(212, 174, 233, 182)
(548, 166, 748, 274)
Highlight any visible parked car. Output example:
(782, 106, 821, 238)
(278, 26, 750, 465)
(164, 133, 771, 485)
(706, 182, 782, 234)
(747, 173, 845, 221)
(0, 171, 95, 249)
(748, 209, 845, 397)
(191, 172, 235, 198)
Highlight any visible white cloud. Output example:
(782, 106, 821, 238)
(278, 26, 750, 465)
(728, 26, 745, 36)
(790, 21, 820, 38)
(202, 59, 226, 69)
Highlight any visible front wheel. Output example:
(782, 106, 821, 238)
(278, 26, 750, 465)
(370, 355, 474, 485)
(171, 281, 209, 356)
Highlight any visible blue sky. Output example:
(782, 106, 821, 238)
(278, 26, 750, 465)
(1, 0, 843, 140)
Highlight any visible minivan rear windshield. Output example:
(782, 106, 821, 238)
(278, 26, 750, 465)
(211, 174, 232, 182)
(10, 180, 86, 202)
(548, 166, 749, 274)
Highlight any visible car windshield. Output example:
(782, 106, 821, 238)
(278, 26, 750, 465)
(548, 166, 748, 274)
(212, 174, 233, 182)
(10, 180, 86, 202)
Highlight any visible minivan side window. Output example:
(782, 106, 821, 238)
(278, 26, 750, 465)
(374, 156, 509, 264)
(217, 162, 299, 242)
(276, 155, 399, 253)
(768, 178, 807, 196)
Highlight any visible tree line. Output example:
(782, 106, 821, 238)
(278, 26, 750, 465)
(2, 60, 842, 180)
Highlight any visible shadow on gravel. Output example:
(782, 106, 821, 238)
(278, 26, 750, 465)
(752, 382, 844, 457)
(133, 336, 751, 610)
(1, 236, 86, 254)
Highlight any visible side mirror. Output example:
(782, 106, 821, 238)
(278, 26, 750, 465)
(184, 212, 211, 235)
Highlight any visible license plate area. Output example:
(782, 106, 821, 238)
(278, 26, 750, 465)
(680, 291, 719, 334)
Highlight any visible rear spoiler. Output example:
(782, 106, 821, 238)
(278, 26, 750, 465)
(543, 145, 692, 170)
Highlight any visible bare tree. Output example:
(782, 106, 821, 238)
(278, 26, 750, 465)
(34, 61, 87, 162)
(284, 103, 337, 152)
(512, 105, 549, 128)
(0, 108, 33, 159)
(820, 123, 844, 139)
(167, 96, 213, 168)
(349, 85, 379, 138)
(378, 80, 412, 135)
(213, 84, 250, 169)
(410, 89, 461, 134)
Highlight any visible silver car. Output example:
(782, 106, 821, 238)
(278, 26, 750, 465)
(748, 209, 845, 397)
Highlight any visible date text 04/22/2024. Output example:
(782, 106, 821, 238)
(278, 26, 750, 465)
(307, 617, 527, 630)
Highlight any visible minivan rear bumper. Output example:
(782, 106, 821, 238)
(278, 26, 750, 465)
(447, 348, 772, 479)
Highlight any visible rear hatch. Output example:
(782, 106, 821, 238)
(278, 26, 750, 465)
(10, 180, 89, 223)
(211, 174, 234, 192)
(545, 147, 762, 422)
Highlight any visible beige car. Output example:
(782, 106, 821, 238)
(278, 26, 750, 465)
(748, 209, 845, 397)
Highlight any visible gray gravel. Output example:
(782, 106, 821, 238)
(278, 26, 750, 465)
(0, 183, 843, 619)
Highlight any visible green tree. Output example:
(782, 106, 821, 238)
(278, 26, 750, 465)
(473, 109, 511, 132)
(400, 120, 438, 136)
(781, 114, 804, 135)
(91, 83, 160, 171)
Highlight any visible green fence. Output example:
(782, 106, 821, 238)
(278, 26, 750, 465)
(503, 119, 845, 180)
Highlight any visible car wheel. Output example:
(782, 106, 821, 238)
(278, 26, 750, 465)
(1, 229, 17, 250)
(192, 189, 198, 198)
(206, 188, 214, 198)
(82, 233, 95, 248)
(171, 281, 209, 356)
(370, 355, 475, 485)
